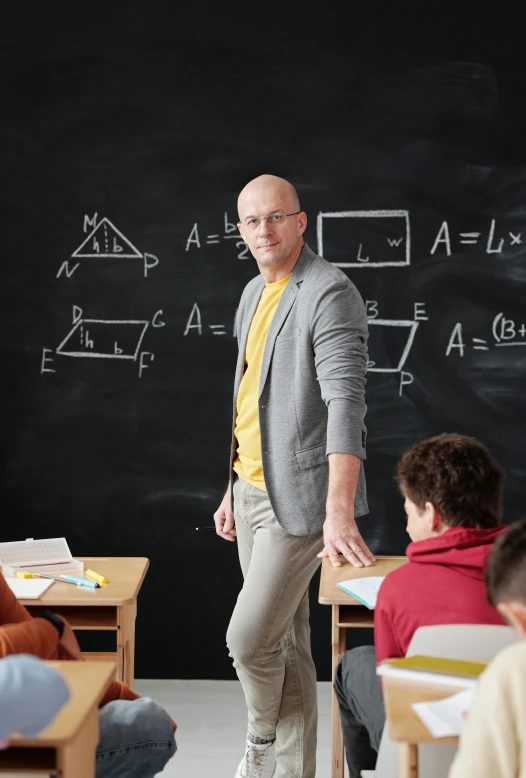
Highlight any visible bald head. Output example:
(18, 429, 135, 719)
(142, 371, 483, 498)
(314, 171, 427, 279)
(237, 175, 300, 219)
(236, 174, 307, 280)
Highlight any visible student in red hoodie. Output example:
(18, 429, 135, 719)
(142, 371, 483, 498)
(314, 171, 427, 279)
(334, 433, 506, 778)
(0, 571, 176, 778)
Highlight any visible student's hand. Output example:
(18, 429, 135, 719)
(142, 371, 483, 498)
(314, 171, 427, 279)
(213, 485, 237, 542)
(58, 617, 85, 661)
(319, 514, 375, 568)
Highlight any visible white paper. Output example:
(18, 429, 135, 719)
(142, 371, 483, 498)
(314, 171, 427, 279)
(336, 576, 386, 608)
(5, 577, 55, 599)
(412, 687, 476, 737)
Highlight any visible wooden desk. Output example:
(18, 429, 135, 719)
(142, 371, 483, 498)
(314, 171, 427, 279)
(382, 674, 460, 778)
(0, 660, 115, 778)
(21, 558, 149, 689)
(319, 555, 408, 778)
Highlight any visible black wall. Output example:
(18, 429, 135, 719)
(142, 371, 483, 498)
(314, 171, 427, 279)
(2, 3, 526, 679)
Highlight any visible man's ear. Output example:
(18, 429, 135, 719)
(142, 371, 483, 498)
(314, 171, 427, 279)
(497, 601, 526, 638)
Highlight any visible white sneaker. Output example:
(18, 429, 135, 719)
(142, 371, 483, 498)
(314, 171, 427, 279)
(234, 738, 276, 778)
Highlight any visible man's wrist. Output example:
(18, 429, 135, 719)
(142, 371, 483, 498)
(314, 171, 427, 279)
(39, 610, 65, 639)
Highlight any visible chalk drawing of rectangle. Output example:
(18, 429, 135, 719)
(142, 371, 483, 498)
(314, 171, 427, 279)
(317, 210, 410, 267)
(56, 319, 149, 362)
(367, 319, 418, 372)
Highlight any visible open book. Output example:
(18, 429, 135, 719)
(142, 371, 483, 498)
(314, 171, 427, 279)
(336, 576, 386, 609)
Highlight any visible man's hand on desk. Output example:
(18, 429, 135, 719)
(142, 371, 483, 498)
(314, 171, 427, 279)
(318, 511, 375, 568)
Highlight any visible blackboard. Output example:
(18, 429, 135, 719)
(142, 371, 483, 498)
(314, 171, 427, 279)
(2, 4, 526, 680)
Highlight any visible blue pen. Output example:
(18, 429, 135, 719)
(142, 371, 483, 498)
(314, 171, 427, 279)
(60, 574, 100, 588)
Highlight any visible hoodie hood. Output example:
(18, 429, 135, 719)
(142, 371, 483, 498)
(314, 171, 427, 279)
(406, 525, 508, 581)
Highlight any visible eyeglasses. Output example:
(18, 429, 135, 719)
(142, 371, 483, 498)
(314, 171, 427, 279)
(238, 211, 301, 231)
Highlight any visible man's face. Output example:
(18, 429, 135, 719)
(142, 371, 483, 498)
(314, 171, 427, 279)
(404, 496, 433, 542)
(237, 185, 306, 267)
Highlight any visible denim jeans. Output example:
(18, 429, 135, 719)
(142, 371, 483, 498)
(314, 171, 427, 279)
(96, 697, 176, 778)
(334, 646, 385, 778)
(227, 477, 324, 778)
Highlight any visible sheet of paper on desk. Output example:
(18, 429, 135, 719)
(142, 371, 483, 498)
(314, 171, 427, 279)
(412, 687, 475, 738)
(336, 576, 386, 609)
(5, 577, 55, 599)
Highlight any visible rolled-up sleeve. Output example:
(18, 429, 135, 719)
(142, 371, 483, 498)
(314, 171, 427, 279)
(312, 280, 368, 458)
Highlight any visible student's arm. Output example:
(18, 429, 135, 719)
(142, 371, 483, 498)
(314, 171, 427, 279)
(0, 654, 70, 742)
(449, 642, 524, 778)
(374, 579, 404, 663)
(0, 619, 60, 659)
(0, 573, 34, 625)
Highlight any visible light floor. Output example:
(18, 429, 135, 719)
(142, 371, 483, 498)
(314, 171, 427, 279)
(136, 679, 347, 778)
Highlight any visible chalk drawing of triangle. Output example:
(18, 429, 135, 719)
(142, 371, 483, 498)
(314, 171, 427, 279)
(71, 218, 143, 258)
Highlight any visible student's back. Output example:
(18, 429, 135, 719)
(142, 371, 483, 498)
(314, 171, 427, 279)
(375, 524, 506, 662)
(335, 433, 506, 778)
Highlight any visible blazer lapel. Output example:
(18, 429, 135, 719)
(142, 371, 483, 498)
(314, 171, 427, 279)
(258, 243, 316, 398)
(233, 277, 264, 400)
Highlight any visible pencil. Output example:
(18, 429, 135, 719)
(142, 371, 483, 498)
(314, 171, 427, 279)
(33, 572, 80, 586)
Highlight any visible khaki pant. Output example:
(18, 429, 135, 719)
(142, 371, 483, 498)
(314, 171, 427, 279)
(227, 477, 324, 778)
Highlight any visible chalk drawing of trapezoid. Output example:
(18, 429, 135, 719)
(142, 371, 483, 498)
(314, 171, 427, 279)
(56, 317, 149, 361)
(71, 217, 143, 259)
(366, 319, 419, 373)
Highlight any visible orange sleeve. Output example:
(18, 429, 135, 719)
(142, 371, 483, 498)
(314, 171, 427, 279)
(100, 679, 141, 706)
(0, 619, 60, 658)
(0, 572, 34, 625)
(0, 572, 61, 658)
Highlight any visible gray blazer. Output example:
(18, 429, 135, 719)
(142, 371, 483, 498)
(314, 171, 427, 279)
(230, 243, 368, 535)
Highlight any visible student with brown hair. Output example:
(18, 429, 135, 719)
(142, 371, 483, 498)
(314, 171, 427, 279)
(334, 433, 507, 778)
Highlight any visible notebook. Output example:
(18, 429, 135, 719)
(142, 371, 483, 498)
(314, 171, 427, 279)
(5, 577, 55, 599)
(336, 576, 386, 609)
(377, 655, 487, 688)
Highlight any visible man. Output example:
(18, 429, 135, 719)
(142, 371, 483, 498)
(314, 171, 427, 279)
(213, 174, 374, 778)
(450, 518, 526, 778)
(334, 433, 506, 778)
(0, 571, 176, 778)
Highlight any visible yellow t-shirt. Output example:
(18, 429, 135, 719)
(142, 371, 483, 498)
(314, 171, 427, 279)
(233, 274, 291, 490)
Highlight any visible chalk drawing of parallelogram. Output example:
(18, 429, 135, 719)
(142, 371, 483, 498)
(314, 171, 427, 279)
(367, 319, 419, 373)
(317, 209, 410, 268)
(56, 318, 149, 361)
(71, 217, 143, 259)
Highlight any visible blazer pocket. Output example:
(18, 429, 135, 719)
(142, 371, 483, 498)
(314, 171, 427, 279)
(275, 328, 301, 344)
(294, 442, 328, 470)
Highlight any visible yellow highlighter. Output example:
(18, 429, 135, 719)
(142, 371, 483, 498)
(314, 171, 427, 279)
(16, 571, 32, 578)
(85, 569, 107, 584)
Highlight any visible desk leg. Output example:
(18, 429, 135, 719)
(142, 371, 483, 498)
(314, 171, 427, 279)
(56, 705, 98, 778)
(399, 743, 418, 778)
(117, 601, 137, 689)
(331, 605, 346, 778)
